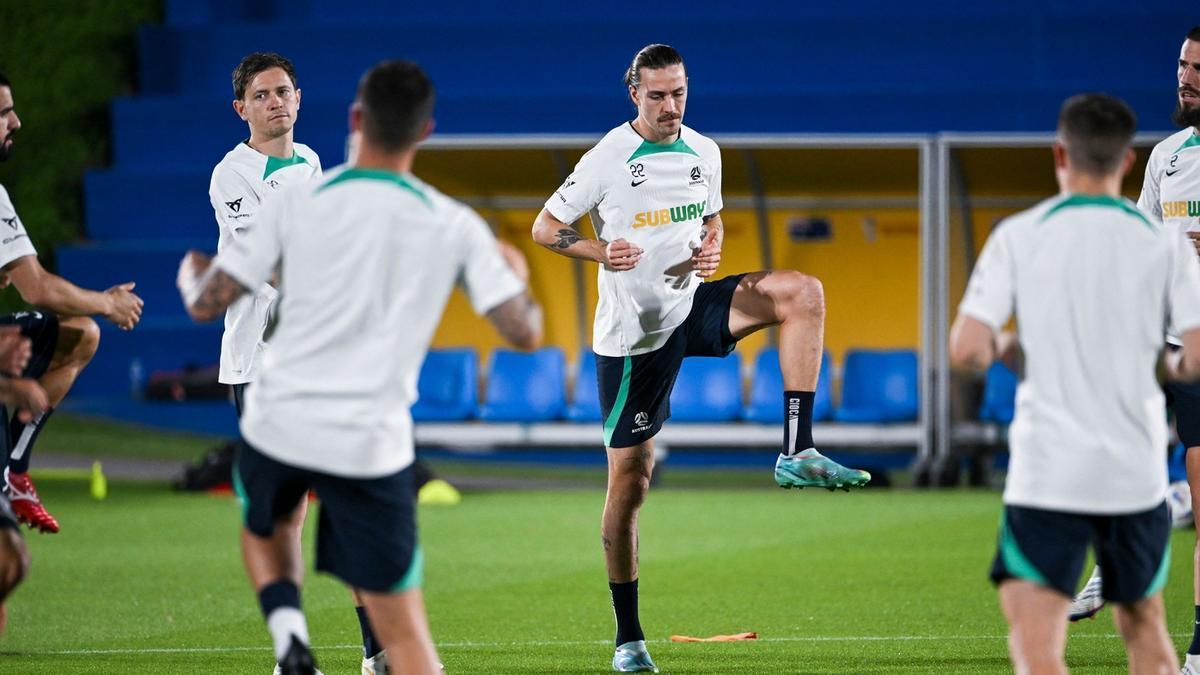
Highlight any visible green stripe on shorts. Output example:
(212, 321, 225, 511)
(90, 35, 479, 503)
(392, 543, 424, 592)
(231, 464, 249, 523)
(1144, 539, 1171, 598)
(999, 513, 1048, 586)
(602, 356, 633, 447)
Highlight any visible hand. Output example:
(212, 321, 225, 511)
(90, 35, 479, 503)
(5, 378, 47, 424)
(604, 238, 642, 271)
(691, 227, 721, 278)
(104, 282, 143, 330)
(496, 240, 530, 284)
(0, 327, 31, 376)
(1188, 231, 1200, 259)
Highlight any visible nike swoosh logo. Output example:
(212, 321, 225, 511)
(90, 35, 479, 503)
(631, 179, 648, 187)
(1167, 169, 1181, 176)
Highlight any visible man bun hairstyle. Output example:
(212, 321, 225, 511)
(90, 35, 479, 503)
(624, 44, 685, 89)
(232, 52, 298, 101)
(356, 60, 435, 153)
(1057, 93, 1137, 176)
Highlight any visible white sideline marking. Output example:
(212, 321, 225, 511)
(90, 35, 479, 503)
(22, 632, 1180, 656)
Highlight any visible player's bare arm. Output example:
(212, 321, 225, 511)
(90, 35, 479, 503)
(0, 327, 30, 375)
(0, 377, 47, 423)
(691, 213, 723, 278)
(487, 240, 543, 350)
(176, 250, 250, 322)
(948, 314, 996, 371)
(3, 256, 143, 330)
(1165, 327, 1200, 382)
(531, 208, 642, 271)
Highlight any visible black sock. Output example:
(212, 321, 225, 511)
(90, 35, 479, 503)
(1189, 605, 1200, 655)
(356, 605, 382, 658)
(610, 579, 644, 646)
(8, 406, 53, 474)
(783, 391, 815, 456)
(258, 580, 309, 660)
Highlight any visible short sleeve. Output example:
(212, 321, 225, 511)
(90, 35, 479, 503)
(958, 223, 1016, 331)
(0, 185, 38, 269)
(1168, 226, 1200, 336)
(210, 164, 260, 246)
(456, 206, 526, 315)
(214, 184, 286, 291)
(1138, 153, 1162, 220)
(705, 146, 723, 216)
(544, 147, 605, 225)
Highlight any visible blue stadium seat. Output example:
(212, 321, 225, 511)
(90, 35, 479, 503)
(833, 349, 919, 423)
(478, 348, 566, 422)
(71, 319, 222, 397)
(743, 348, 833, 423)
(411, 349, 478, 422)
(566, 349, 600, 423)
(668, 353, 742, 422)
(978, 361, 1018, 424)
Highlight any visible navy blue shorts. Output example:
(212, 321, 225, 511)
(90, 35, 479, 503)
(233, 441, 422, 594)
(1166, 379, 1200, 448)
(990, 502, 1170, 602)
(0, 310, 59, 379)
(597, 274, 745, 448)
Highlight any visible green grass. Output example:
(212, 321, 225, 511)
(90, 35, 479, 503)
(36, 415, 221, 461)
(0, 473, 1195, 673)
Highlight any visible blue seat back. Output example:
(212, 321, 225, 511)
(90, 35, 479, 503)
(834, 349, 919, 423)
(744, 348, 833, 423)
(411, 349, 478, 422)
(479, 348, 566, 422)
(978, 361, 1018, 424)
(567, 349, 601, 422)
(669, 354, 742, 422)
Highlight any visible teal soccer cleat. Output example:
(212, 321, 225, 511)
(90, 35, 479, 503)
(612, 640, 659, 673)
(775, 450, 871, 491)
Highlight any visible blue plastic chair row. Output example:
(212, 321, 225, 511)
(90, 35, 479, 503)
(412, 347, 921, 424)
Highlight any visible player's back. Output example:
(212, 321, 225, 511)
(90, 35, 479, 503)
(241, 166, 505, 477)
(996, 194, 1182, 511)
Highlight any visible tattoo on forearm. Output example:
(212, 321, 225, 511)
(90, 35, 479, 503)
(194, 270, 248, 317)
(702, 214, 717, 223)
(552, 228, 583, 249)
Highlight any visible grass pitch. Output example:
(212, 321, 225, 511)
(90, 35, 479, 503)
(0, 422, 1194, 672)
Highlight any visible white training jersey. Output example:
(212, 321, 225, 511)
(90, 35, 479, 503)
(1140, 127, 1200, 343)
(0, 185, 36, 269)
(959, 193, 1200, 514)
(545, 123, 722, 356)
(214, 165, 525, 478)
(209, 142, 322, 384)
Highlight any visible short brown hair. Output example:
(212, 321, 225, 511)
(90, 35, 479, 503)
(355, 60, 434, 153)
(1057, 93, 1137, 175)
(232, 52, 297, 101)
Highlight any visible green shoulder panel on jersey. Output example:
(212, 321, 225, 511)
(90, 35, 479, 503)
(626, 137, 700, 163)
(1173, 132, 1200, 155)
(1039, 194, 1155, 230)
(263, 151, 313, 180)
(316, 168, 432, 208)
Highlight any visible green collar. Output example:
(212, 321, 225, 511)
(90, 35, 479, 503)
(263, 151, 311, 180)
(316, 167, 431, 207)
(1173, 131, 1200, 155)
(1040, 194, 1154, 230)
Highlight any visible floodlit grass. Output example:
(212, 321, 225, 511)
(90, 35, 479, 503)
(0, 465, 1195, 673)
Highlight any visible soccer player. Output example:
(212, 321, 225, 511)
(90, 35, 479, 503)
(951, 93, 1198, 675)
(530, 44, 870, 672)
(178, 60, 542, 675)
(0, 72, 142, 534)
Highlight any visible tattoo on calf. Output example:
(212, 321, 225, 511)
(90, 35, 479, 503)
(552, 228, 583, 249)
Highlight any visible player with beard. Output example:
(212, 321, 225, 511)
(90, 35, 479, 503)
(0, 72, 142, 534)
(1067, 25, 1200, 673)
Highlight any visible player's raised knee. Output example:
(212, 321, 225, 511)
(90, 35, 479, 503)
(63, 316, 101, 362)
(776, 270, 824, 320)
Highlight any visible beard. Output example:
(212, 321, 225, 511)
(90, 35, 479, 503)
(1172, 99, 1200, 128)
(0, 136, 11, 162)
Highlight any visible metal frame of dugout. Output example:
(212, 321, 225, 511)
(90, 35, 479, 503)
(412, 134, 938, 472)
